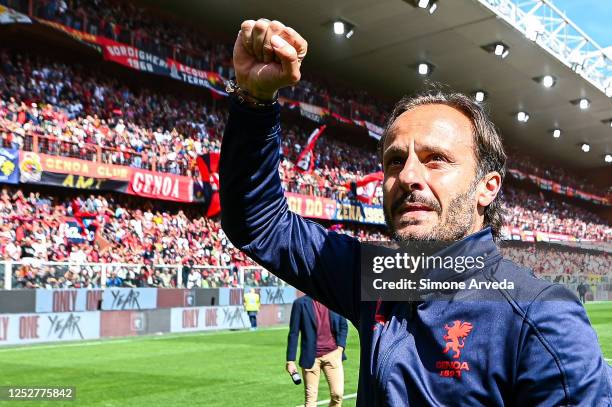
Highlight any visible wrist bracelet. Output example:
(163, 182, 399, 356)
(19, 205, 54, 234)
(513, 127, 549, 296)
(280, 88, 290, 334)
(225, 79, 278, 108)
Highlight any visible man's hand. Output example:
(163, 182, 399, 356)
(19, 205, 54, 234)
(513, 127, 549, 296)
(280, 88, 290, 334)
(286, 361, 297, 374)
(233, 19, 307, 101)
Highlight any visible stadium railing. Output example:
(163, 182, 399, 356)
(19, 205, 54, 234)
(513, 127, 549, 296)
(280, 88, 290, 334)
(0, 261, 279, 290)
(17, 133, 183, 175)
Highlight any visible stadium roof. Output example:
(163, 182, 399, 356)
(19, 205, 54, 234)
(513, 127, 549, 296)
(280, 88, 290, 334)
(156, 0, 612, 171)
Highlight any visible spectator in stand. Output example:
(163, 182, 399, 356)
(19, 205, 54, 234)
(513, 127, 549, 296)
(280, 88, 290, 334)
(106, 270, 123, 287)
(187, 267, 202, 289)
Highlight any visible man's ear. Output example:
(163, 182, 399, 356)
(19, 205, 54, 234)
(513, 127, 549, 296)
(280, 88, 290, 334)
(476, 171, 502, 209)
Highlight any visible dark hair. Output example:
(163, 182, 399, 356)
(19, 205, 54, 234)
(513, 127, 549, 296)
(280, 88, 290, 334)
(378, 88, 507, 240)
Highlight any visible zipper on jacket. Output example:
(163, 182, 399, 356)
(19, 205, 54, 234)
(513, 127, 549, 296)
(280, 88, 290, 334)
(375, 319, 409, 387)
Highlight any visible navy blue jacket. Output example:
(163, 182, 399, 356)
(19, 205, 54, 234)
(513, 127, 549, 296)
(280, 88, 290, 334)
(287, 295, 348, 369)
(219, 99, 612, 406)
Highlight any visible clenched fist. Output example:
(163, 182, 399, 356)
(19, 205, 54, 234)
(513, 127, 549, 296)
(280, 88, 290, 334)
(233, 19, 308, 101)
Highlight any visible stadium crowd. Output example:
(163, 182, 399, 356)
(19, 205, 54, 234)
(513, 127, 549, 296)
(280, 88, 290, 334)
(3, 0, 390, 124)
(0, 0, 607, 191)
(0, 187, 388, 288)
(1, 51, 606, 210)
(1, 0, 603, 195)
(0, 185, 609, 290)
(0, 52, 608, 249)
(503, 188, 609, 241)
(501, 244, 610, 278)
(0, 51, 225, 177)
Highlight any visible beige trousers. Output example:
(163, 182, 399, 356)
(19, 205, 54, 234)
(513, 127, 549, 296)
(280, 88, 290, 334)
(301, 347, 344, 407)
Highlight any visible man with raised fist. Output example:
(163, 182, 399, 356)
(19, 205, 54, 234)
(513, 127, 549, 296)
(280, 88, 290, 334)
(220, 18, 611, 406)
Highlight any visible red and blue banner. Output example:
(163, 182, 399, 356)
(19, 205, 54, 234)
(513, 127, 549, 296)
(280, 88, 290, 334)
(508, 168, 609, 205)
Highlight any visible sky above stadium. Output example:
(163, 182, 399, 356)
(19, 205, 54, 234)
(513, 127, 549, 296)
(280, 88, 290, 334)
(551, 0, 611, 47)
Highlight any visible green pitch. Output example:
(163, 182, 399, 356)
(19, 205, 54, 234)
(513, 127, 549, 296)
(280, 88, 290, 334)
(0, 302, 610, 407)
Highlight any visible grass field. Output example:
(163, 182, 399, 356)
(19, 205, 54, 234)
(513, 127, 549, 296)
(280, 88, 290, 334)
(0, 302, 610, 407)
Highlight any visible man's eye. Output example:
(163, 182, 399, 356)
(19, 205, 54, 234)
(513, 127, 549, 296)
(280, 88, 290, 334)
(428, 154, 447, 163)
(387, 157, 403, 167)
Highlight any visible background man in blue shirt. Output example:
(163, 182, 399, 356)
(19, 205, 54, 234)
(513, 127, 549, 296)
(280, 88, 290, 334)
(287, 295, 348, 406)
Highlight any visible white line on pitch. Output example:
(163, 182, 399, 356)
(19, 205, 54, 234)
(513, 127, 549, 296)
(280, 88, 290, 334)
(0, 326, 288, 352)
(296, 392, 357, 407)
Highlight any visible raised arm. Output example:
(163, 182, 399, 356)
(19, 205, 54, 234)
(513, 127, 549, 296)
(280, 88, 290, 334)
(219, 19, 360, 322)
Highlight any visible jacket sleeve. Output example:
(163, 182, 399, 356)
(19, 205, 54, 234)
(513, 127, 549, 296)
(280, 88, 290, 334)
(219, 99, 361, 323)
(286, 301, 300, 362)
(515, 284, 612, 405)
(336, 315, 348, 349)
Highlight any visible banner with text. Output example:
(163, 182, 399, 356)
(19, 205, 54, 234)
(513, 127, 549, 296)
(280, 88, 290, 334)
(36, 289, 103, 313)
(127, 169, 193, 202)
(170, 306, 251, 333)
(218, 286, 297, 306)
(18, 151, 203, 203)
(101, 288, 158, 311)
(36, 17, 227, 96)
(285, 192, 385, 225)
(508, 168, 609, 205)
(0, 311, 100, 346)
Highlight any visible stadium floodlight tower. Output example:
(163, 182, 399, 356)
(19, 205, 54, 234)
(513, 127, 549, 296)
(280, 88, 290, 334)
(476, 0, 612, 97)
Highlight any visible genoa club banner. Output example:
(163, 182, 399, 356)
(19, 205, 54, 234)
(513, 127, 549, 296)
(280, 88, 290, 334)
(127, 169, 193, 202)
(19, 151, 131, 180)
(18, 151, 128, 192)
(18, 151, 207, 205)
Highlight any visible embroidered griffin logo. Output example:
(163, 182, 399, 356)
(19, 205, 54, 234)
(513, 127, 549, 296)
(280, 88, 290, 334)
(443, 320, 473, 359)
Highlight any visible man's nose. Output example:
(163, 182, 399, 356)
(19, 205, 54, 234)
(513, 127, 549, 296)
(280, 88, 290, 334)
(398, 156, 426, 192)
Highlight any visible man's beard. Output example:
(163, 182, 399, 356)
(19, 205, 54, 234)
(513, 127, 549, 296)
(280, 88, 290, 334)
(384, 180, 477, 242)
